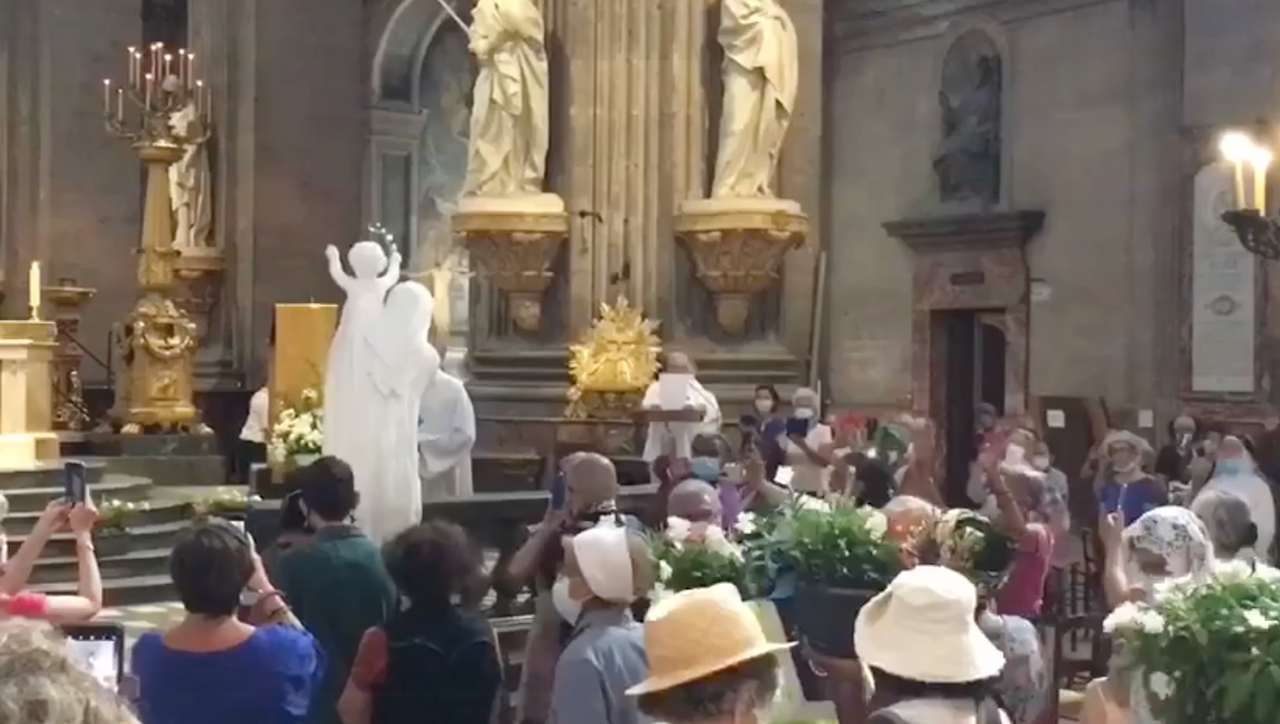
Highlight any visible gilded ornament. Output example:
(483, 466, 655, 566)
(452, 207, 569, 334)
(565, 298, 661, 419)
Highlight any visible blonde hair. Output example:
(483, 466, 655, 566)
(0, 620, 137, 724)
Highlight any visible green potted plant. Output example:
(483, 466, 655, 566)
(650, 517, 753, 600)
(1106, 562, 1280, 724)
(95, 499, 148, 558)
(781, 500, 899, 657)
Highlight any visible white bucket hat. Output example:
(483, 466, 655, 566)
(854, 566, 1005, 684)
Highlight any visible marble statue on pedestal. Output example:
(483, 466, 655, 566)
(462, 0, 551, 198)
(418, 370, 476, 499)
(168, 102, 214, 249)
(324, 243, 442, 543)
(710, 0, 799, 199)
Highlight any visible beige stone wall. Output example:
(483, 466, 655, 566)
(824, 0, 1185, 411)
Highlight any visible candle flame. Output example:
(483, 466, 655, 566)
(1250, 147, 1274, 169)
(1220, 131, 1255, 163)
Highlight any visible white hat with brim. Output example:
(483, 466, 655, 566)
(1104, 430, 1153, 457)
(854, 566, 1005, 684)
(626, 583, 795, 696)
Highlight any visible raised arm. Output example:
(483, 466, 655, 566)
(326, 245, 353, 292)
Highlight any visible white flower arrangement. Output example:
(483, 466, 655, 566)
(268, 389, 324, 463)
(1105, 563, 1280, 724)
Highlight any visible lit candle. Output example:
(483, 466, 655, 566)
(1219, 132, 1253, 209)
(1252, 148, 1273, 212)
(187, 53, 196, 92)
(144, 72, 153, 110)
(177, 49, 186, 87)
(28, 262, 40, 318)
(195, 80, 205, 116)
(163, 54, 172, 82)
(127, 46, 137, 85)
(115, 88, 124, 122)
(102, 79, 111, 113)
(132, 51, 143, 88)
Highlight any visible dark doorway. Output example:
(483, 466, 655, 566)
(939, 311, 1008, 506)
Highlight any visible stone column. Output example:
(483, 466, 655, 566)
(1, 0, 143, 383)
(204, 0, 366, 383)
(548, 0, 707, 335)
(187, 0, 238, 385)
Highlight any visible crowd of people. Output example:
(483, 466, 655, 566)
(2, 381, 1279, 724)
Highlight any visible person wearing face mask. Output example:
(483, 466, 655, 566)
(1095, 430, 1164, 526)
(504, 453, 643, 724)
(641, 352, 723, 462)
(1028, 441, 1072, 569)
(549, 526, 655, 724)
(741, 384, 787, 479)
(1191, 435, 1275, 562)
(779, 387, 834, 497)
(627, 584, 794, 724)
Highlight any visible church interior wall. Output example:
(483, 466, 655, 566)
(824, 0, 1170, 409)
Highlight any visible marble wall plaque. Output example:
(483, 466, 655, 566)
(1191, 161, 1257, 393)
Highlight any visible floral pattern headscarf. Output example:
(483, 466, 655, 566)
(933, 509, 1015, 597)
(1122, 506, 1215, 586)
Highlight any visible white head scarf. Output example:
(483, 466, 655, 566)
(1122, 506, 1214, 590)
(571, 526, 635, 603)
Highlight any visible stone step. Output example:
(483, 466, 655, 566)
(8, 519, 189, 559)
(0, 460, 106, 490)
(80, 433, 219, 457)
(26, 547, 172, 586)
(6, 494, 191, 536)
(81, 455, 227, 488)
(2, 474, 154, 515)
(31, 573, 174, 607)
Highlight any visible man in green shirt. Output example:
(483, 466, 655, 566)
(275, 457, 398, 724)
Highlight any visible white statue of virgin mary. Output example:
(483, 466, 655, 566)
(325, 277, 440, 543)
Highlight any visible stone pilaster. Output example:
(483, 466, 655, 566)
(1, 0, 142, 383)
(1127, 0, 1183, 421)
(549, 0, 707, 335)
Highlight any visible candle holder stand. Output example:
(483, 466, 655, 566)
(103, 43, 212, 434)
(1221, 209, 1280, 260)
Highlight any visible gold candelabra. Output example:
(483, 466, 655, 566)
(103, 43, 211, 433)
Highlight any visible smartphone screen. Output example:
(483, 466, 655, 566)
(63, 461, 87, 504)
(61, 623, 125, 692)
(549, 473, 567, 510)
(785, 417, 809, 437)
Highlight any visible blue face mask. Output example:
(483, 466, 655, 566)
(689, 457, 721, 483)
(1217, 460, 1244, 477)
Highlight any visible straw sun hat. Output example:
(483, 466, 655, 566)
(626, 583, 794, 696)
(854, 566, 1005, 684)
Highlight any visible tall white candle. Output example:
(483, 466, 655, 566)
(28, 262, 40, 318)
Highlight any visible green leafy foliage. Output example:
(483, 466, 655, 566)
(779, 499, 900, 590)
(1109, 563, 1280, 724)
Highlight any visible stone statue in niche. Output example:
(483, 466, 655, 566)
(168, 102, 213, 249)
(462, 0, 552, 201)
(933, 33, 1002, 206)
(711, 0, 799, 199)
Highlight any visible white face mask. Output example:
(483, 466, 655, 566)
(793, 407, 815, 420)
(1031, 456, 1051, 471)
(754, 399, 773, 414)
(551, 577, 582, 624)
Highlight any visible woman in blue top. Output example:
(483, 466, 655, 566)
(132, 519, 325, 724)
(1096, 430, 1166, 525)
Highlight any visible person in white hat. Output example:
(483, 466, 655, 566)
(626, 583, 794, 724)
(548, 525, 655, 724)
(854, 566, 1010, 724)
(1096, 430, 1164, 526)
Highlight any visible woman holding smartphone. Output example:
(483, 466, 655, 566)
(0, 498, 103, 622)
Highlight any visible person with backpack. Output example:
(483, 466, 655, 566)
(337, 521, 501, 724)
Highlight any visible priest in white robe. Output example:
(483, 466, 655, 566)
(641, 352, 722, 461)
(418, 370, 477, 500)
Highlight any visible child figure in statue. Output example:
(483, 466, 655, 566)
(323, 242, 402, 479)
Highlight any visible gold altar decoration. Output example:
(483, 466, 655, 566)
(268, 304, 337, 431)
(44, 280, 97, 431)
(674, 202, 808, 334)
(103, 42, 211, 433)
(566, 297, 661, 420)
(452, 208, 569, 333)
(173, 250, 225, 344)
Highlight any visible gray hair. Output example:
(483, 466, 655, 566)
(791, 387, 818, 406)
(1191, 490, 1257, 556)
(0, 620, 137, 724)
